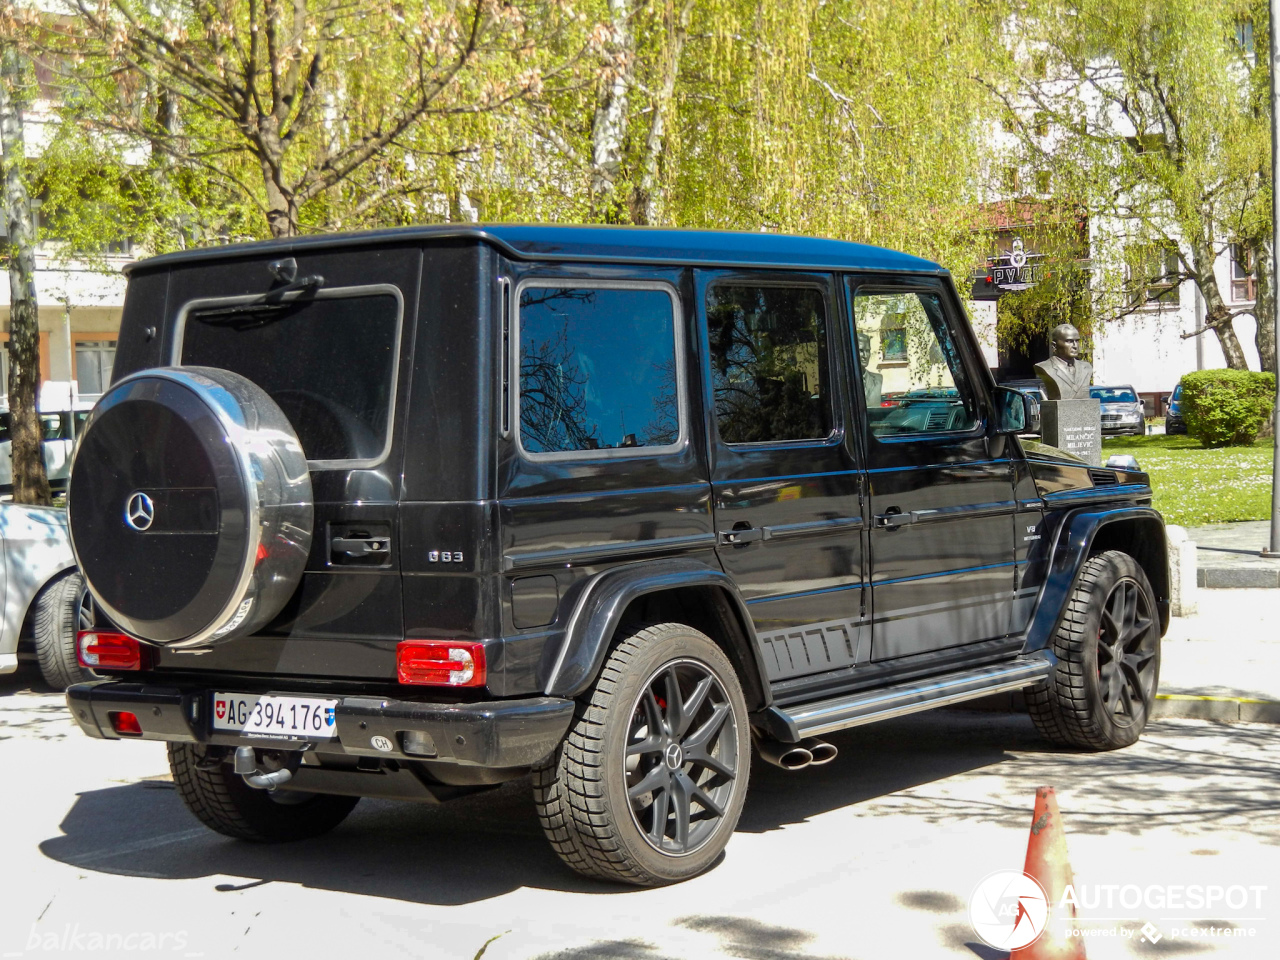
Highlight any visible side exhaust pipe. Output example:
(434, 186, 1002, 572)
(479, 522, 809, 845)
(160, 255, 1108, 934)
(800, 738, 838, 766)
(754, 734, 814, 771)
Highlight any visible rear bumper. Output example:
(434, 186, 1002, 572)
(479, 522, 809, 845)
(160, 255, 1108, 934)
(66, 680, 575, 769)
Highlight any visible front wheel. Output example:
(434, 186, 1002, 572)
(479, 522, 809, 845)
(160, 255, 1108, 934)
(1027, 550, 1161, 750)
(534, 622, 751, 886)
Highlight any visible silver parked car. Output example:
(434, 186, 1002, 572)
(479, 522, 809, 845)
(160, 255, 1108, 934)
(0, 386, 99, 492)
(1090, 384, 1146, 437)
(0, 502, 96, 689)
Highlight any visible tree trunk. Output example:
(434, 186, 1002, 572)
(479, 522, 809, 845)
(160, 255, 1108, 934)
(1248, 237, 1276, 375)
(590, 0, 633, 223)
(631, 0, 694, 225)
(0, 48, 50, 506)
(1190, 239, 1250, 370)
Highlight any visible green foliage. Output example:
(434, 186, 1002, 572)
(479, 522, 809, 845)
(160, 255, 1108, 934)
(1102, 434, 1273, 524)
(1180, 369, 1277, 447)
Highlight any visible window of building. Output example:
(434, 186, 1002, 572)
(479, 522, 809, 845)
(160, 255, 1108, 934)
(1235, 19, 1255, 55)
(1001, 114, 1017, 134)
(1002, 166, 1020, 194)
(1035, 170, 1052, 194)
(707, 284, 831, 445)
(517, 283, 681, 456)
(74, 340, 116, 395)
(1230, 243, 1256, 302)
(1127, 245, 1181, 306)
(1034, 112, 1049, 137)
(854, 291, 979, 436)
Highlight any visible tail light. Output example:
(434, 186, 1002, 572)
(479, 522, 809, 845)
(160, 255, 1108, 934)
(109, 711, 143, 736)
(77, 631, 146, 671)
(397, 640, 487, 687)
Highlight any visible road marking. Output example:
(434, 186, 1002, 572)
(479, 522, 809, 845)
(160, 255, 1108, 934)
(1157, 694, 1275, 704)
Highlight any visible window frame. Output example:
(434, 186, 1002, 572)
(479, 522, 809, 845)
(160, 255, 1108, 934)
(171, 283, 405, 471)
(512, 276, 688, 463)
(705, 275, 840, 450)
(849, 282, 988, 444)
(1230, 243, 1257, 303)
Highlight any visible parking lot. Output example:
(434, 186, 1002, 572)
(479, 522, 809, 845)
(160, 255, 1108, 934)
(2, 663, 1276, 960)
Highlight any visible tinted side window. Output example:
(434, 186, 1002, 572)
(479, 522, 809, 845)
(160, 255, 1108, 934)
(853, 291, 979, 437)
(708, 285, 832, 444)
(181, 289, 401, 464)
(517, 283, 680, 456)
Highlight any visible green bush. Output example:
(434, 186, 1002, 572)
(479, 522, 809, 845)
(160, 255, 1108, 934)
(1179, 369, 1277, 447)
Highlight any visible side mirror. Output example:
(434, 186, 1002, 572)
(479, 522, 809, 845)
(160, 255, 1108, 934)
(993, 386, 1037, 434)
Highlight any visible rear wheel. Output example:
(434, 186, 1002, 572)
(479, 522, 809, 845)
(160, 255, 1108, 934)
(168, 743, 359, 842)
(1027, 550, 1161, 750)
(34, 571, 98, 691)
(533, 622, 750, 886)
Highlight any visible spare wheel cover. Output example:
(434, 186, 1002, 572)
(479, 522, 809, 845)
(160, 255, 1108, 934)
(68, 366, 313, 647)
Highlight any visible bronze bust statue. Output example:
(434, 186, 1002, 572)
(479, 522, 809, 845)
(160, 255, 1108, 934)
(1034, 323, 1093, 401)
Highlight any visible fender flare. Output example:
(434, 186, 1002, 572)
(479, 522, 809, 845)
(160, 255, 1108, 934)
(542, 557, 766, 702)
(1021, 505, 1168, 656)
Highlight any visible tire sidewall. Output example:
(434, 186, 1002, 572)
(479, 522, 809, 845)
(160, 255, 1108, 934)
(595, 627, 751, 883)
(1075, 553, 1160, 748)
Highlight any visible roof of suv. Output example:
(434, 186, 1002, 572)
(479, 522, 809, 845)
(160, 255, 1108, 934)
(124, 224, 945, 276)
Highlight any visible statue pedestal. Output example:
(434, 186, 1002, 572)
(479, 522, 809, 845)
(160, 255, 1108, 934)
(1041, 399, 1102, 466)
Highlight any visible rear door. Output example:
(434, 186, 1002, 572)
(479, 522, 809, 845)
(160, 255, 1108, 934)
(151, 247, 419, 678)
(703, 271, 868, 683)
(847, 276, 1017, 661)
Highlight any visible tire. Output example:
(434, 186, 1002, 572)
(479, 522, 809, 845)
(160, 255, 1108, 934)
(34, 571, 99, 690)
(533, 622, 751, 886)
(69, 367, 312, 649)
(168, 743, 359, 842)
(1027, 550, 1161, 750)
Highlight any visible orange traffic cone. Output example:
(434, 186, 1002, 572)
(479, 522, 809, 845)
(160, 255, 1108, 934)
(1010, 786, 1086, 960)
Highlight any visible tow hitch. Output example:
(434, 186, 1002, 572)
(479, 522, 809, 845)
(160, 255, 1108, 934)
(233, 746, 305, 791)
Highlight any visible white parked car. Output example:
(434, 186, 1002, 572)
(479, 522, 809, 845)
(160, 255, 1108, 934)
(0, 502, 95, 689)
(0, 382, 99, 492)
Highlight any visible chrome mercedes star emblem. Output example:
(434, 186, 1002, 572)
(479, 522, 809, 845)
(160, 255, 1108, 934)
(124, 491, 155, 531)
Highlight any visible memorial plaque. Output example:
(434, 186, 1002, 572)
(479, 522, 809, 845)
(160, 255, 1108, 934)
(1041, 399, 1102, 466)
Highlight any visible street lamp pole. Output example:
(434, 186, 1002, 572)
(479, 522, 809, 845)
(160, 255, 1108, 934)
(1268, 0, 1280, 557)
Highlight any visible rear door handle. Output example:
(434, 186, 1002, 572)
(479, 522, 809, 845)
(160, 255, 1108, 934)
(718, 526, 763, 545)
(331, 537, 391, 557)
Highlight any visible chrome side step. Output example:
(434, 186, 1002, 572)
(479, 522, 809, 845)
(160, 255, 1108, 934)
(762, 658, 1054, 742)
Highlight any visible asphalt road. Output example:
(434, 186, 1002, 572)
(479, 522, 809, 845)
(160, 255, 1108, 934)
(2, 664, 1277, 960)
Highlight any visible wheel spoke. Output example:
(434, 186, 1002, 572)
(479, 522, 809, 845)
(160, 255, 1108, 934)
(684, 702, 729, 754)
(628, 763, 669, 800)
(1121, 659, 1150, 703)
(669, 770, 691, 850)
(1102, 662, 1123, 706)
(663, 669, 684, 738)
(1121, 582, 1138, 638)
(676, 675, 715, 737)
(676, 769, 725, 819)
(626, 734, 664, 757)
(1118, 681, 1134, 717)
(1100, 606, 1122, 644)
(646, 784, 670, 845)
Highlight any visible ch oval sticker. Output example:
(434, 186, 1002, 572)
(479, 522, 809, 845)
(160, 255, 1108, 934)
(370, 735, 394, 753)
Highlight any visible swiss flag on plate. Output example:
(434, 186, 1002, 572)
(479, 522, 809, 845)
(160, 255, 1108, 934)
(214, 698, 227, 720)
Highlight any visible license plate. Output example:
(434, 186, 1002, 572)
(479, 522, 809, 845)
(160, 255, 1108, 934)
(212, 693, 339, 740)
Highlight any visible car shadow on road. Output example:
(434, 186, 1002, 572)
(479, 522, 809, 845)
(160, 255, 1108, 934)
(36, 710, 1280, 906)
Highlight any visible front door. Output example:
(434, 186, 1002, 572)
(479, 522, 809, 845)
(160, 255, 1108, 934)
(704, 271, 868, 683)
(847, 277, 1017, 661)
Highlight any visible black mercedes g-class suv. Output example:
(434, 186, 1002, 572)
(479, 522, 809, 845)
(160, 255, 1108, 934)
(66, 226, 1166, 886)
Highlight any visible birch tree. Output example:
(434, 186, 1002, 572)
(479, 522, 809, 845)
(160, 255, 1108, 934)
(0, 43, 50, 505)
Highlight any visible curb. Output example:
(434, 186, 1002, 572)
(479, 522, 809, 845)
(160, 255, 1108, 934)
(1197, 565, 1280, 589)
(959, 691, 1280, 724)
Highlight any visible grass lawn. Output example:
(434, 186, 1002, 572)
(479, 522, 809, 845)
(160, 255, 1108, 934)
(1102, 433, 1274, 526)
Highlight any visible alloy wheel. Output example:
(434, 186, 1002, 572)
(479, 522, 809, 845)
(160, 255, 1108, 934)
(1096, 577, 1158, 722)
(624, 658, 740, 856)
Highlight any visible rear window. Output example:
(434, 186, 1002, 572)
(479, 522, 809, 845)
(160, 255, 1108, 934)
(1090, 387, 1138, 403)
(177, 286, 402, 465)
